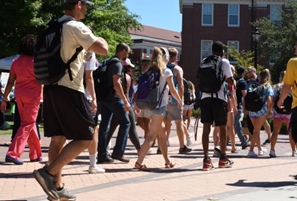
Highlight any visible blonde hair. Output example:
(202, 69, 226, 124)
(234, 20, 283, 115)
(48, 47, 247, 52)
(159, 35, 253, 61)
(187, 81, 195, 93)
(168, 48, 178, 59)
(248, 66, 256, 73)
(150, 47, 166, 76)
(259, 69, 271, 88)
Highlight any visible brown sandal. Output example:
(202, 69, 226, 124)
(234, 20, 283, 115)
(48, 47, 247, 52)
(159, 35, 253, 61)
(165, 161, 176, 168)
(134, 162, 150, 171)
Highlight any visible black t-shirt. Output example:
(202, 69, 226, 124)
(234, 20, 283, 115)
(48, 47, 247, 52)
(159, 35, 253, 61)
(235, 76, 247, 106)
(106, 56, 122, 99)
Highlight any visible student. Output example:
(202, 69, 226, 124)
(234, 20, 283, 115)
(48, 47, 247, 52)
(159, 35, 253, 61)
(32, 1, 108, 200)
(183, 80, 195, 132)
(270, 71, 296, 157)
(134, 47, 182, 171)
(199, 41, 235, 170)
(247, 69, 273, 157)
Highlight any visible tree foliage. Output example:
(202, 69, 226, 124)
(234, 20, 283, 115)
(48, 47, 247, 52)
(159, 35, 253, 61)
(252, 0, 297, 83)
(0, 0, 142, 61)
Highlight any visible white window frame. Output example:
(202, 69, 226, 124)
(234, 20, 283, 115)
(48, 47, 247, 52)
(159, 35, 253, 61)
(228, 5, 240, 27)
(227, 41, 239, 64)
(201, 40, 213, 61)
(202, 4, 213, 26)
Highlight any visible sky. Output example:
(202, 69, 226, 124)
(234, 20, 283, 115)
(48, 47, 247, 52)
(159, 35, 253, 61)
(123, 0, 182, 32)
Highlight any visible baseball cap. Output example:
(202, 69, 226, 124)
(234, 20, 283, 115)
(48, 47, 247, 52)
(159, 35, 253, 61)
(237, 66, 247, 74)
(142, 57, 151, 62)
(64, 0, 94, 5)
(122, 58, 135, 68)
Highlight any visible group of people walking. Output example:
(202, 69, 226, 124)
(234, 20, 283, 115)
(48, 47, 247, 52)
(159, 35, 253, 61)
(1, 0, 297, 200)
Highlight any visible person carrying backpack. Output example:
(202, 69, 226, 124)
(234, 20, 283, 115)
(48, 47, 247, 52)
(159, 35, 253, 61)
(247, 69, 274, 157)
(97, 42, 131, 164)
(198, 41, 235, 171)
(134, 47, 182, 171)
(31, 1, 109, 200)
(270, 71, 296, 157)
(183, 80, 196, 130)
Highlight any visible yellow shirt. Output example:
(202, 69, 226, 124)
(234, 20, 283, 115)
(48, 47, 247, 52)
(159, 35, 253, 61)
(283, 57, 297, 109)
(58, 15, 98, 93)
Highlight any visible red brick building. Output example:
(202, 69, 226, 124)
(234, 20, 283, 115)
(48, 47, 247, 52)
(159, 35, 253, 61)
(179, 0, 285, 84)
(128, 25, 182, 67)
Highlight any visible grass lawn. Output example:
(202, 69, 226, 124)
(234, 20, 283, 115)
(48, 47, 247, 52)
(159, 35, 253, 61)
(0, 121, 44, 135)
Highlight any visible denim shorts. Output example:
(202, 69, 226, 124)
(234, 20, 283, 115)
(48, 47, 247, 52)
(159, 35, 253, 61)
(148, 106, 167, 118)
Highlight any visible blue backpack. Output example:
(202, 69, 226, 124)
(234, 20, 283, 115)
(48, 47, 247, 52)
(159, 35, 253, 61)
(136, 67, 167, 110)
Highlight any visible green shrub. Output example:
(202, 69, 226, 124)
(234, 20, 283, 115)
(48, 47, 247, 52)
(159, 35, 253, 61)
(266, 119, 288, 134)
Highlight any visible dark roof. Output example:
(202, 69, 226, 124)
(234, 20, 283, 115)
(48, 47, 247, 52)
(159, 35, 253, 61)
(129, 25, 181, 43)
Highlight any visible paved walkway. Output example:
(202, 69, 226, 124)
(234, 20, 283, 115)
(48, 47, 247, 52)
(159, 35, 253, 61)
(0, 119, 297, 201)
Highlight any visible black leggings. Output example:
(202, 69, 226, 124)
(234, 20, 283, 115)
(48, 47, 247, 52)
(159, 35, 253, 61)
(106, 108, 141, 150)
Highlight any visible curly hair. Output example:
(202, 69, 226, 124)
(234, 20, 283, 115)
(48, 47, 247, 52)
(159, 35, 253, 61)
(18, 34, 36, 56)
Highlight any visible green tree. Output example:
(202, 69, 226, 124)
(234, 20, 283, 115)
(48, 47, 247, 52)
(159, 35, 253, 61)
(0, 0, 142, 61)
(252, 0, 297, 82)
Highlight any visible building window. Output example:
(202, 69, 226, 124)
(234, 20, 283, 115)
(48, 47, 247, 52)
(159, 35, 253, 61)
(228, 5, 239, 27)
(201, 40, 213, 61)
(227, 41, 239, 63)
(270, 5, 281, 22)
(146, 49, 150, 57)
(202, 4, 213, 26)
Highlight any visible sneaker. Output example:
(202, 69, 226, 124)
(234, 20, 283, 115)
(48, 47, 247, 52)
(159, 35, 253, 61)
(107, 141, 112, 150)
(215, 145, 221, 153)
(47, 185, 76, 201)
(292, 151, 297, 157)
(156, 148, 162, 154)
(269, 150, 276, 158)
(242, 141, 251, 149)
(5, 155, 23, 165)
(247, 151, 258, 158)
(213, 149, 221, 157)
(30, 157, 43, 162)
(186, 134, 193, 146)
(219, 157, 234, 168)
(263, 139, 271, 145)
(147, 147, 153, 154)
(89, 166, 105, 174)
(179, 145, 192, 154)
(203, 159, 215, 171)
(33, 167, 59, 200)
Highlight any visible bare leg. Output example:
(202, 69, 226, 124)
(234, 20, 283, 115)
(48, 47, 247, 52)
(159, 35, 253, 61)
(227, 113, 236, 152)
(270, 119, 282, 151)
(263, 120, 272, 141)
(202, 123, 211, 157)
(165, 116, 171, 142)
(187, 110, 192, 130)
(175, 119, 185, 149)
(219, 125, 227, 155)
(157, 121, 171, 164)
(88, 125, 98, 155)
(213, 126, 220, 147)
(249, 116, 266, 152)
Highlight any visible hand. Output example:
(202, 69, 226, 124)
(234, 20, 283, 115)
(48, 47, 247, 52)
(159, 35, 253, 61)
(135, 106, 141, 116)
(233, 107, 238, 116)
(124, 102, 130, 113)
(90, 100, 97, 115)
(277, 99, 284, 109)
(177, 101, 182, 109)
(1, 101, 7, 112)
(267, 110, 273, 119)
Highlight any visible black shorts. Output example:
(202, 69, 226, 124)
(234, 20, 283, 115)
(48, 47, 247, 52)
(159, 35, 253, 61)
(43, 85, 95, 140)
(201, 98, 228, 126)
(291, 107, 297, 143)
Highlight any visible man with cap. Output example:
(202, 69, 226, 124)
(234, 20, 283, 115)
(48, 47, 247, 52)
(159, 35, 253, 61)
(234, 66, 249, 149)
(33, 1, 108, 200)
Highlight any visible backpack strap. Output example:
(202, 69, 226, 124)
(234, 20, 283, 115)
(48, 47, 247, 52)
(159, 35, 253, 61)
(157, 82, 168, 107)
(66, 46, 83, 81)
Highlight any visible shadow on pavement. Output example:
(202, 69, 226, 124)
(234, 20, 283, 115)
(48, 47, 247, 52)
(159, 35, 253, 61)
(103, 167, 199, 173)
(226, 179, 297, 188)
(0, 172, 33, 179)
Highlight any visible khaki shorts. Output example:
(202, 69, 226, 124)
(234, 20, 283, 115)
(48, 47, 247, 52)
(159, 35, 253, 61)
(165, 102, 183, 120)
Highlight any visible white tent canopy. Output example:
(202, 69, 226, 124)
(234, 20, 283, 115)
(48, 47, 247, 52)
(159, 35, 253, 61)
(0, 55, 19, 71)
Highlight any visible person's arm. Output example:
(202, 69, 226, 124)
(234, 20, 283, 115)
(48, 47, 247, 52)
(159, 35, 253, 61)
(0, 86, 4, 96)
(174, 66, 184, 100)
(166, 76, 182, 108)
(88, 37, 108, 56)
(85, 70, 97, 113)
(113, 74, 130, 112)
(277, 83, 292, 108)
(267, 95, 273, 118)
(1, 73, 16, 111)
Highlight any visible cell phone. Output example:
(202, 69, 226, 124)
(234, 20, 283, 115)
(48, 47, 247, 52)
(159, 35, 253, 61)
(84, 51, 93, 62)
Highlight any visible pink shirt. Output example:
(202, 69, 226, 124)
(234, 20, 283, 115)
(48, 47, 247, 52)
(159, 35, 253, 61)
(10, 56, 42, 99)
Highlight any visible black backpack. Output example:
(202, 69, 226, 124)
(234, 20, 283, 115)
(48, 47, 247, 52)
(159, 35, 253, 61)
(93, 57, 121, 102)
(183, 79, 194, 105)
(273, 87, 293, 114)
(245, 84, 264, 112)
(34, 18, 83, 85)
(197, 55, 224, 94)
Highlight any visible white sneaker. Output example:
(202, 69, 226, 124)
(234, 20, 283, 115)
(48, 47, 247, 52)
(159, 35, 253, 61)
(247, 151, 258, 157)
(107, 141, 112, 150)
(292, 151, 297, 157)
(89, 166, 105, 174)
(147, 147, 153, 154)
(258, 150, 264, 156)
(186, 134, 193, 146)
(261, 147, 267, 152)
(269, 150, 276, 157)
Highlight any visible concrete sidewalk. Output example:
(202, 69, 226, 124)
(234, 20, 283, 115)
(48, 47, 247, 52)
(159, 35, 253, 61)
(0, 119, 297, 201)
